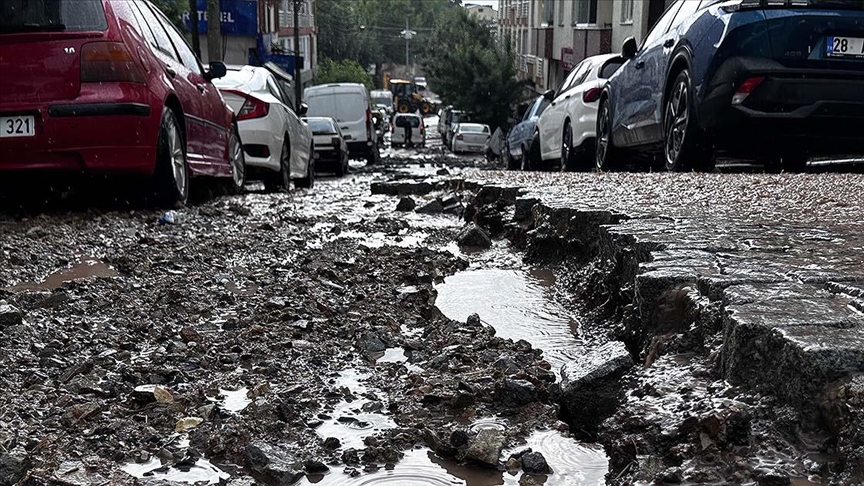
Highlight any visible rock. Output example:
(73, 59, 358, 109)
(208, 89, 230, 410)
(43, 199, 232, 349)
(0, 304, 23, 329)
(436, 168, 451, 176)
(450, 430, 470, 448)
(322, 437, 341, 450)
(465, 429, 505, 466)
(395, 197, 416, 212)
(505, 457, 521, 471)
(62, 402, 101, 426)
(0, 448, 28, 486)
(416, 199, 445, 214)
(521, 451, 551, 474)
(174, 417, 204, 432)
(303, 460, 329, 474)
(560, 341, 634, 439)
(244, 443, 304, 485)
(496, 379, 537, 407)
(153, 385, 174, 404)
(466, 313, 483, 327)
(360, 332, 386, 354)
(456, 223, 492, 248)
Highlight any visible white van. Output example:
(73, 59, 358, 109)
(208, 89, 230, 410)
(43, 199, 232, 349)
(391, 114, 425, 148)
(304, 84, 380, 164)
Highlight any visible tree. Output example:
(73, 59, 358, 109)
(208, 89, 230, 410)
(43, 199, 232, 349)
(420, 8, 525, 130)
(151, 0, 187, 31)
(315, 59, 374, 90)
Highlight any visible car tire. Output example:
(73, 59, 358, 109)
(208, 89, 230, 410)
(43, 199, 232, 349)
(294, 144, 315, 189)
(153, 108, 189, 207)
(527, 132, 542, 170)
(595, 98, 623, 172)
(664, 70, 714, 172)
(265, 140, 291, 193)
(366, 145, 380, 165)
(571, 139, 595, 173)
(561, 122, 576, 172)
(504, 144, 517, 170)
(226, 123, 246, 194)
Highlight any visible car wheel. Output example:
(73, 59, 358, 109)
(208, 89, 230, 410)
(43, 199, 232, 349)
(527, 132, 542, 170)
(503, 144, 517, 170)
(227, 124, 245, 194)
(154, 108, 189, 207)
(572, 139, 595, 172)
(595, 99, 622, 172)
(561, 122, 575, 172)
(366, 145, 380, 165)
(664, 70, 714, 172)
(294, 144, 315, 189)
(265, 140, 291, 193)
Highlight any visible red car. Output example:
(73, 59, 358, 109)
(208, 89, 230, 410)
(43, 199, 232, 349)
(0, 0, 245, 205)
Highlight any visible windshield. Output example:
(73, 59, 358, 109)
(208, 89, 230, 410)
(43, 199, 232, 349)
(372, 96, 392, 108)
(307, 119, 337, 135)
(0, 0, 107, 33)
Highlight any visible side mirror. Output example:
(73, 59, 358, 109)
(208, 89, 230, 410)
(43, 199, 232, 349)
(205, 61, 227, 81)
(622, 37, 638, 60)
(299, 102, 308, 116)
(542, 89, 555, 101)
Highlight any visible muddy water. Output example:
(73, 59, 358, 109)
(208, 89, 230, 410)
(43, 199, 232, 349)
(434, 268, 584, 370)
(7, 257, 117, 292)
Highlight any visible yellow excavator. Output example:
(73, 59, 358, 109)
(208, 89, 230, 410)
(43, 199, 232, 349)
(384, 76, 435, 115)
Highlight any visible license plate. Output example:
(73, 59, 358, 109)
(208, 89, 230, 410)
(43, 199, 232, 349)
(827, 36, 864, 58)
(0, 116, 36, 138)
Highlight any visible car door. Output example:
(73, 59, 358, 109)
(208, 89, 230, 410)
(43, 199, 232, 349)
(153, 4, 229, 172)
(614, 0, 683, 146)
(131, 1, 208, 169)
(539, 61, 589, 160)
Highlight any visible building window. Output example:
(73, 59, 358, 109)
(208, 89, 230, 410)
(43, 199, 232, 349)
(572, 0, 598, 25)
(558, 0, 565, 25)
(542, 0, 554, 26)
(621, 0, 634, 23)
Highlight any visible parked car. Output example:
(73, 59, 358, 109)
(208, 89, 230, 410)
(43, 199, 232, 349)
(505, 96, 550, 170)
(304, 83, 380, 165)
(0, 0, 244, 206)
(597, 0, 864, 173)
(303, 117, 349, 177)
(370, 90, 394, 117)
(213, 65, 314, 190)
(437, 106, 469, 146)
(391, 113, 425, 148)
(536, 54, 624, 171)
(451, 123, 491, 154)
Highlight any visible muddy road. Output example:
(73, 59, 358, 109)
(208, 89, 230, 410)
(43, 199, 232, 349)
(2, 126, 863, 486)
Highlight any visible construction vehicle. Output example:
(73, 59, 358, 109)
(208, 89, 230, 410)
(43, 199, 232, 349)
(384, 75, 436, 115)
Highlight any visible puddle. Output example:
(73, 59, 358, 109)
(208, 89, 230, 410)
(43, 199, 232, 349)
(218, 387, 251, 414)
(7, 258, 118, 292)
(315, 369, 397, 450)
(122, 457, 229, 484)
(375, 347, 424, 373)
(434, 269, 584, 371)
(296, 430, 607, 485)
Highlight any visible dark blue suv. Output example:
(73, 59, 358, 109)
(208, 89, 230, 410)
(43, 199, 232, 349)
(596, 0, 864, 172)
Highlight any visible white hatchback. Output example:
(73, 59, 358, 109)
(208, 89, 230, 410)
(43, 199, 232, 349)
(536, 54, 624, 171)
(214, 66, 314, 189)
(451, 123, 491, 154)
(391, 114, 425, 148)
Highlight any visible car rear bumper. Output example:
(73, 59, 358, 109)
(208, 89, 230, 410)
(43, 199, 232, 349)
(313, 146, 344, 163)
(700, 57, 864, 155)
(237, 118, 281, 171)
(347, 140, 374, 157)
(0, 87, 161, 175)
(452, 140, 486, 152)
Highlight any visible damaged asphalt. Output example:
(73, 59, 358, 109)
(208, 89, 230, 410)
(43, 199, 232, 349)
(1, 126, 863, 486)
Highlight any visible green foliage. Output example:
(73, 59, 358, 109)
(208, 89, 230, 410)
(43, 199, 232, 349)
(420, 8, 525, 129)
(315, 58, 374, 90)
(151, 0, 188, 32)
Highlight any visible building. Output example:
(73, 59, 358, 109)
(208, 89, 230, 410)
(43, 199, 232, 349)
(278, 0, 318, 92)
(465, 3, 497, 23)
(498, 0, 673, 97)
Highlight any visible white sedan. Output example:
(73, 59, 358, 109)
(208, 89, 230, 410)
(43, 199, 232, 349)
(451, 123, 491, 154)
(536, 54, 624, 171)
(213, 66, 314, 189)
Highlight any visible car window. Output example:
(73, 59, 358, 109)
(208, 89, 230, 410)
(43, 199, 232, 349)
(151, 4, 202, 75)
(126, 0, 157, 47)
(132, 1, 178, 61)
(642, 0, 682, 49)
(308, 119, 337, 135)
(556, 61, 584, 95)
(571, 63, 593, 87)
(599, 59, 625, 79)
(669, 0, 701, 31)
(0, 0, 107, 33)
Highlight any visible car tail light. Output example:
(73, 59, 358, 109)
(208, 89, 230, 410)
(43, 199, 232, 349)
(222, 90, 269, 121)
(732, 77, 765, 105)
(456, 134, 463, 140)
(332, 136, 341, 147)
(81, 42, 145, 83)
(583, 87, 602, 103)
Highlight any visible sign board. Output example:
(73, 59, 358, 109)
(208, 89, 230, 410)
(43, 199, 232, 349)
(561, 47, 576, 71)
(183, 0, 257, 37)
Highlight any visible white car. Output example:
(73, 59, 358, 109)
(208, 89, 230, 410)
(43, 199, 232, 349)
(451, 123, 491, 154)
(391, 114, 425, 148)
(213, 66, 314, 190)
(536, 54, 625, 171)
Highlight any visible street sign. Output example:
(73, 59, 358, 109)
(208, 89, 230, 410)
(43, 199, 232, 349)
(182, 0, 258, 37)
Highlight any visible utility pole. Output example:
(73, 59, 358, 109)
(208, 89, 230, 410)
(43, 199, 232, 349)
(206, 0, 222, 61)
(293, 0, 302, 106)
(188, 0, 200, 59)
(401, 20, 416, 75)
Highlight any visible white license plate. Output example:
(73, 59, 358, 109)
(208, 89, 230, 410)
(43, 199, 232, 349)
(0, 116, 36, 138)
(827, 36, 864, 58)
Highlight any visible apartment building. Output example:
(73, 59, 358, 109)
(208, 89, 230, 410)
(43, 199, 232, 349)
(498, 0, 673, 96)
(278, 0, 318, 91)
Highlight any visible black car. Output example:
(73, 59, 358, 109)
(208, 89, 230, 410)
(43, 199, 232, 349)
(597, 0, 864, 172)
